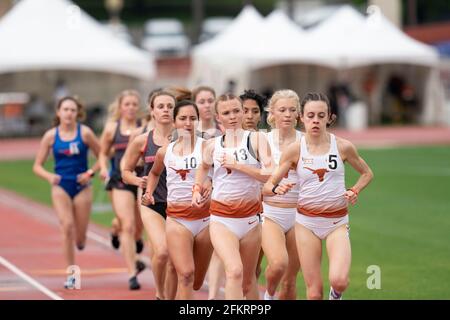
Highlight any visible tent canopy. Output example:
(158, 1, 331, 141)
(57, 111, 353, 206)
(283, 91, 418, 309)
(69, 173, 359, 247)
(0, 0, 155, 80)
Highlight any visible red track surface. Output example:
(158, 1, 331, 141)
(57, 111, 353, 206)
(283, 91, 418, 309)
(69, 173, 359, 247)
(0, 189, 208, 300)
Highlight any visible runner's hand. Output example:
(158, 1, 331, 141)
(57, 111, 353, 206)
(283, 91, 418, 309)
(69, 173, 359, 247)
(77, 171, 92, 185)
(202, 179, 212, 200)
(48, 173, 61, 186)
(138, 176, 147, 189)
(141, 192, 154, 206)
(192, 191, 206, 208)
(344, 189, 358, 205)
(100, 168, 109, 182)
(274, 183, 296, 195)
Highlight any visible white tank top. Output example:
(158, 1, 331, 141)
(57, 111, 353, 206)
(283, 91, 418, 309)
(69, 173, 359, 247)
(210, 130, 262, 218)
(164, 137, 209, 220)
(264, 130, 302, 204)
(296, 134, 348, 218)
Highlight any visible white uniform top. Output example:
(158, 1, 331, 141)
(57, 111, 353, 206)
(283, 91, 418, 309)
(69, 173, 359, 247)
(264, 130, 302, 204)
(164, 137, 209, 220)
(296, 133, 348, 218)
(210, 130, 262, 218)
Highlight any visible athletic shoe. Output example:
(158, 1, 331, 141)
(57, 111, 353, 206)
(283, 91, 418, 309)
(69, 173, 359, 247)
(264, 290, 275, 300)
(135, 260, 146, 275)
(64, 275, 76, 290)
(111, 233, 120, 250)
(136, 239, 144, 254)
(129, 276, 141, 290)
(329, 287, 343, 300)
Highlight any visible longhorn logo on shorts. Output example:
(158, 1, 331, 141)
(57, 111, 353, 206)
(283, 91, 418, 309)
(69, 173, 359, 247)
(170, 167, 190, 180)
(304, 167, 329, 182)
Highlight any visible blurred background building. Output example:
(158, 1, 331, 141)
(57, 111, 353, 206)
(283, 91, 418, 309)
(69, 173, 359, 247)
(0, 0, 449, 136)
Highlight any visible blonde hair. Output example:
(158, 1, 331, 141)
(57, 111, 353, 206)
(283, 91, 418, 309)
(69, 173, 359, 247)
(192, 86, 216, 102)
(266, 89, 300, 128)
(107, 89, 141, 122)
(214, 93, 242, 113)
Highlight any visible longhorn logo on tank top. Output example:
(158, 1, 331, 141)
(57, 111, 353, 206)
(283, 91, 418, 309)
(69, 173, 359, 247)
(304, 167, 329, 182)
(169, 167, 190, 181)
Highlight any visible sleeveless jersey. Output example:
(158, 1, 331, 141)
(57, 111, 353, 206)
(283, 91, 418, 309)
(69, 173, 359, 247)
(264, 130, 302, 204)
(142, 130, 167, 202)
(164, 137, 209, 220)
(53, 123, 88, 180)
(296, 134, 347, 218)
(110, 120, 140, 176)
(210, 130, 262, 218)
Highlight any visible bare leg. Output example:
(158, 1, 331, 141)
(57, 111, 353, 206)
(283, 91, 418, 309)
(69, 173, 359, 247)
(326, 225, 351, 298)
(72, 186, 92, 250)
(295, 223, 323, 300)
(111, 189, 137, 276)
(51, 186, 76, 267)
(278, 227, 300, 300)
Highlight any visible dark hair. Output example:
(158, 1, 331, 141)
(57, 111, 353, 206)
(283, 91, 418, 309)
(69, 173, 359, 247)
(300, 92, 336, 127)
(214, 93, 242, 113)
(165, 86, 192, 102)
(239, 89, 266, 113)
(192, 86, 216, 102)
(174, 100, 199, 120)
(53, 96, 86, 126)
(147, 90, 176, 109)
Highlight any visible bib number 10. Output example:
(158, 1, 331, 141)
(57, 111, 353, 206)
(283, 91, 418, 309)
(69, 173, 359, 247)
(184, 157, 197, 169)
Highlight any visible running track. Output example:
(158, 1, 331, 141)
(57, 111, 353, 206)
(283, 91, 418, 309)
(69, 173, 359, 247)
(0, 189, 209, 300)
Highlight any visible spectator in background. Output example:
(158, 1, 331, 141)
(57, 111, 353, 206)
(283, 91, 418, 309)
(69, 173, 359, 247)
(328, 81, 354, 128)
(54, 79, 70, 106)
(26, 94, 48, 133)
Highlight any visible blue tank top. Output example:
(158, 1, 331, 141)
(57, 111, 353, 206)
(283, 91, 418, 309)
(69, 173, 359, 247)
(53, 123, 88, 180)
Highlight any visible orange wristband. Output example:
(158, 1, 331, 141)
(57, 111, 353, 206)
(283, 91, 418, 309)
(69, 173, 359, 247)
(349, 187, 359, 196)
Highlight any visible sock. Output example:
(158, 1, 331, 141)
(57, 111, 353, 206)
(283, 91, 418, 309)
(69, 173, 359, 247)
(264, 290, 275, 300)
(330, 287, 342, 299)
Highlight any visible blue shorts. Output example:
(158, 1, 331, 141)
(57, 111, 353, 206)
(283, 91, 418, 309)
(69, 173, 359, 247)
(58, 179, 88, 199)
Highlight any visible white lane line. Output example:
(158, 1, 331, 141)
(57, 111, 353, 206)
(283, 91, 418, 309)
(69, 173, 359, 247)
(0, 256, 63, 300)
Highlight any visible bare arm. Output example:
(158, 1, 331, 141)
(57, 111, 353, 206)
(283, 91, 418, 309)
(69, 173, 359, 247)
(192, 139, 214, 208)
(33, 129, 60, 185)
(262, 141, 300, 197)
(77, 125, 101, 185)
(339, 138, 374, 205)
(141, 146, 167, 205)
(220, 132, 274, 182)
(121, 133, 146, 188)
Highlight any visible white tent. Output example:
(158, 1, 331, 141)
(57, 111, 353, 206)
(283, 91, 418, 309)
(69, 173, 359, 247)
(0, 0, 155, 80)
(190, 5, 264, 92)
(245, 9, 313, 68)
(306, 5, 439, 68)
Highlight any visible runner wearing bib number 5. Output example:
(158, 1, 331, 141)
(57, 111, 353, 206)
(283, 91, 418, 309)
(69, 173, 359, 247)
(263, 92, 373, 300)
